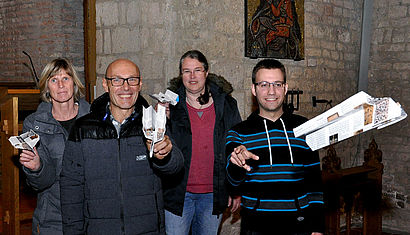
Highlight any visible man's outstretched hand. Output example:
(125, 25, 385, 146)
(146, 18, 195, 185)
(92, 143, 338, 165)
(229, 145, 259, 171)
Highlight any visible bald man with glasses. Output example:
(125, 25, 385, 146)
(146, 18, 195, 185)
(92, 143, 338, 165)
(60, 59, 184, 235)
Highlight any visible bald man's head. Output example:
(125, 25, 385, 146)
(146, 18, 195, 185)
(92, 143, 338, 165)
(105, 59, 140, 78)
(102, 58, 142, 122)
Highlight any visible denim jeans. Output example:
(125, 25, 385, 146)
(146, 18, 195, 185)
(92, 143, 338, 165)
(165, 192, 222, 235)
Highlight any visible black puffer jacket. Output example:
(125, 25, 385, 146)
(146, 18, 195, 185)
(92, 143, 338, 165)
(163, 74, 242, 216)
(60, 93, 184, 235)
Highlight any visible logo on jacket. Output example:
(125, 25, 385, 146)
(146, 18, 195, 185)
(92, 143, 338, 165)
(136, 155, 147, 161)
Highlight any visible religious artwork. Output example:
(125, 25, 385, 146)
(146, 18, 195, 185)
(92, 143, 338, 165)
(245, 0, 304, 60)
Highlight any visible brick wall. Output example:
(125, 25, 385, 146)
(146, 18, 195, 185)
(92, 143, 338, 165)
(0, 0, 84, 84)
(0, 0, 84, 196)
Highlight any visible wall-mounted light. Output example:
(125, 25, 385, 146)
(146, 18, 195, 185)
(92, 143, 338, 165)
(312, 96, 332, 107)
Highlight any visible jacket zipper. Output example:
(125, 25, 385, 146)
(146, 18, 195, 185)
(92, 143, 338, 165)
(155, 192, 161, 232)
(117, 137, 126, 234)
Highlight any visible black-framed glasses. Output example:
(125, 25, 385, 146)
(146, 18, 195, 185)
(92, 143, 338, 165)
(105, 77, 141, 86)
(254, 81, 285, 90)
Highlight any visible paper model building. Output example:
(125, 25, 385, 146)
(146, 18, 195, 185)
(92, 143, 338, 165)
(293, 91, 407, 151)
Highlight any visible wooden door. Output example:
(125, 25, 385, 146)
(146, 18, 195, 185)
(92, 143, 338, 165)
(1, 97, 20, 235)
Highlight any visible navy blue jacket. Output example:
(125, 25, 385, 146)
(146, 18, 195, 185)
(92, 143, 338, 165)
(60, 93, 184, 235)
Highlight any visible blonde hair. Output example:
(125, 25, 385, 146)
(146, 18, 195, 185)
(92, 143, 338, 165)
(38, 58, 85, 103)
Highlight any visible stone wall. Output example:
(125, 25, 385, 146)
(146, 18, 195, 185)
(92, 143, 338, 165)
(0, 0, 84, 84)
(1, 0, 407, 233)
(95, 0, 362, 118)
(5, 0, 399, 233)
(95, 0, 375, 233)
(367, 0, 410, 231)
(96, 0, 410, 233)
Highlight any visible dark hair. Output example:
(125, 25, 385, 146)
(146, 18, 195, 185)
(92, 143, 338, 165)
(251, 59, 286, 84)
(179, 50, 209, 74)
(179, 50, 210, 105)
(39, 58, 85, 103)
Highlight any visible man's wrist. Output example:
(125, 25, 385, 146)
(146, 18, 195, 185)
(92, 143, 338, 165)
(152, 151, 171, 166)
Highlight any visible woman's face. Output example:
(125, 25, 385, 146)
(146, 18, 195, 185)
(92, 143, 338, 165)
(181, 57, 208, 96)
(47, 69, 75, 104)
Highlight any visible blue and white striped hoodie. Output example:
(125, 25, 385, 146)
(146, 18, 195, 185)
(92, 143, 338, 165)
(225, 111, 324, 233)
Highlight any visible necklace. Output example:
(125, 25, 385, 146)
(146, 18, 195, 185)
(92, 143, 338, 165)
(186, 97, 203, 110)
(186, 97, 205, 118)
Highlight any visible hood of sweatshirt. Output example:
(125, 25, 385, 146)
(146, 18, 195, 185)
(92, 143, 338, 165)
(246, 111, 298, 166)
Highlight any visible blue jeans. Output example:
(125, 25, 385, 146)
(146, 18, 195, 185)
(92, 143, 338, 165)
(165, 192, 222, 235)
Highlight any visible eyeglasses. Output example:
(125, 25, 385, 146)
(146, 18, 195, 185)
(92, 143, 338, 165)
(254, 81, 285, 90)
(182, 68, 205, 76)
(105, 77, 141, 86)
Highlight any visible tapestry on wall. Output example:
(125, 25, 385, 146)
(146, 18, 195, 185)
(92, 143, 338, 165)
(245, 0, 304, 60)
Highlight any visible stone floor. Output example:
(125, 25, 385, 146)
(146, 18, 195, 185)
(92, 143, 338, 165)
(1, 195, 408, 235)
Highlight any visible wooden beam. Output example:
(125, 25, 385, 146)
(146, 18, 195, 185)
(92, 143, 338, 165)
(84, 0, 96, 102)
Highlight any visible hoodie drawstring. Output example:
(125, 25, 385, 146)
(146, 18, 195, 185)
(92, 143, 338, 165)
(263, 119, 273, 167)
(279, 118, 294, 165)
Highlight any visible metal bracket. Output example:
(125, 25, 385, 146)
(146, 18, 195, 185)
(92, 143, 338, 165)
(286, 89, 303, 113)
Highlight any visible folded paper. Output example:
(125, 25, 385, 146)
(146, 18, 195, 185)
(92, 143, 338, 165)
(149, 89, 179, 105)
(8, 129, 40, 151)
(294, 91, 407, 151)
(143, 105, 166, 158)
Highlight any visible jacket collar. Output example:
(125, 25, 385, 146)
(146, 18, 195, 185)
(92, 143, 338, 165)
(247, 109, 289, 124)
(90, 92, 149, 120)
(34, 98, 89, 122)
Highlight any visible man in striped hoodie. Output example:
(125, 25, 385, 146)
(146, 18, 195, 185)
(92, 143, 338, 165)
(226, 59, 324, 235)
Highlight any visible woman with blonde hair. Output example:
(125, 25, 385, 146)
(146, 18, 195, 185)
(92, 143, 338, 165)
(19, 58, 90, 235)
